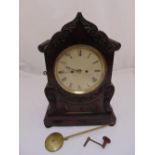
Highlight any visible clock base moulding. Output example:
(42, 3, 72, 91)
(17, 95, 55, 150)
(44, 104, 116, 127)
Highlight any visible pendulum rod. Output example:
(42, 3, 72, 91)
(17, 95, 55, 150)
(64, 125, 106, 140)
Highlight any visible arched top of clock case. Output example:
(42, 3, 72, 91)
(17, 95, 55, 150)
(38, 12, 121, 54)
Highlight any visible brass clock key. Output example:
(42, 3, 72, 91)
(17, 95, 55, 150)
(45, 125, 106, 152)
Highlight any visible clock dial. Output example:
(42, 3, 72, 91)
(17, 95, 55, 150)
(54, 45, 107, 94)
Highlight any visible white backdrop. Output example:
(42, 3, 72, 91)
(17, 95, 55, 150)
(20, 1, 135, 155)
(20, 0, 134, 74)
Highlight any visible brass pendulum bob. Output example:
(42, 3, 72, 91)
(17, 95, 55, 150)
(45, 125, 107, 152)
(45, 132, 64, 152)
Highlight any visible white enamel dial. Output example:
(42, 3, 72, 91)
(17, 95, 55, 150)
(54, 44, 107, 94)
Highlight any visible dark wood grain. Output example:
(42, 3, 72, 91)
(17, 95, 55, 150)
(38, 12, 121, 127)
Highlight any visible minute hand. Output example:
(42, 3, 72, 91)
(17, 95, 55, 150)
(66, 66, 81, 72)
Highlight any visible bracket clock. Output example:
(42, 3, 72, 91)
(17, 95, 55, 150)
(38, 12, 121, 127)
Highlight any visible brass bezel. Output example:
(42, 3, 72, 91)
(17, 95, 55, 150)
(54, 44, 107, 95)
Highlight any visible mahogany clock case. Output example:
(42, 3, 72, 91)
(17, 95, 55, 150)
(38, 12, 121, 127)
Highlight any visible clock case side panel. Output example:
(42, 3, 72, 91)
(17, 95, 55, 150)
(38, 12, 121, 127)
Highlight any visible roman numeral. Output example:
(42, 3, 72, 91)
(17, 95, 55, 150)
(69, 83, 72, 88)
(58, 70, 65, 74)
(60, 61, 67, 65)
(78, 85, 81, 90)
(61, 77, 67, 82)
(92, 60, 99, 64)
(65, 53, 72, 59)
(92, 77, 97, 82)
(87, 83, 90, 87)
(94, 69, 101, 72)
(79, 50, 82, 56)
(87, 53, 91, 58)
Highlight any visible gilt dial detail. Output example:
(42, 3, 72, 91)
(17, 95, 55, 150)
(54, 45, 107, 94)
